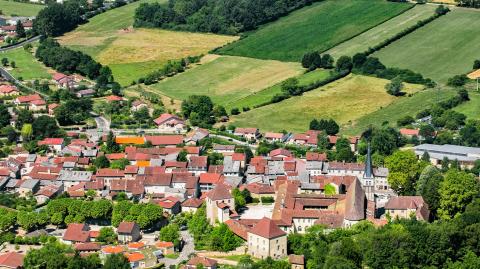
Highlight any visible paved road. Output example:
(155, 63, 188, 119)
(94, 116, 111, 132)
(0, 67, 49, 98)
(160, 230, 194, 267)
(0, 36, 41, 52)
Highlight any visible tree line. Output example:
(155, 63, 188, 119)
(134, 0, 322, 35)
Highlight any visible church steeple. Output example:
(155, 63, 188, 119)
(364, 142, 373, 178)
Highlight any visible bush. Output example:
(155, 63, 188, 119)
(260, 196, 274, 204)
(231, 108, 240, 115)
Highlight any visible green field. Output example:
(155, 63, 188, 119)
(150, 55, 303, 107)
(454, 91, 480, 121)
(231, 68, 332, 111)
(218, 0, 413, 62)
(326, 4, 436, 59)
(0, 0, 44, 17)
(373, 9, 480, 84)
(0, 47, 51, 80)
(230, 74, 423, 133)
(59, 0, 237, 86)
(342, 87, 458, 135)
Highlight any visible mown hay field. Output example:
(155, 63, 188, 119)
(58, 0, 237, 85)
(230, 74, 424, 133)
(150, 55, 304, 106)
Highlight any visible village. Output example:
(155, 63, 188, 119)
(0, 88, 467, 268)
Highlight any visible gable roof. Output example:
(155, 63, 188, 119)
(117, 221, 137, 234)
(344, 178, 365, 221)
(248, 217, 286, 239)
(145, 135, 183, 146)
(206, 184, 231, 200)
(63, 223, 90, 242)
(187, 256, 218, 267)
(0, 252, 24, 268)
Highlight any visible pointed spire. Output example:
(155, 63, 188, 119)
(364, 142, 373, 178)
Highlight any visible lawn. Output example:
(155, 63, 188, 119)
(231, 68, 332, 111)
(454, 90, 480, 121)
(58, 0, 237, 86)
(342, 87, 458, 135)
(326, 4, 436, 59)
(373, 9, 480, 84)
(0, 47, 51, 80)
(149, 55, 303, 107)
(230, 74, 423, 133)
(217, 0, 413, 62)
(0, 0, 44, 17)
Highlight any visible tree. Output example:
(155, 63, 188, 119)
(1, 58, 8, 66)
(133, 106, 150, 123)
(281, 77, 302, 96)
(438, 169, 480, 220)
(10, 61, 16, 68)
(321, 54, 334, 69)
(324, 184, 336, 195)
(105, 131, 120, 153)
(385, 150, 420, 195)
(16, 109, 34, 129)
(94, 156, 110, 169)
(16, 20, 25, 38)
(335, 138, 355, 162)
(110, 158, 129, 170)
(416, 165, 443, 218)
(97, 227, 116, 244)
(32, 115, 61, 139)
(2, 126, 18, 143)
(177, 150, 188, 162)
(92, 0, 104, 9)
(419, 124, 436, 143)
(0, 104, 10, 128)
(385, 77, 404, 96)
(103, 253, 130, 269)
(335, 56, 352, 72)
(159, 223, 180, 247)
(24, 243, 71, 269)
(181, 95, 215, 127)
(21, 124, 33, 141)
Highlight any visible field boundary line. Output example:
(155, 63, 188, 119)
(318, 3, 416, 55)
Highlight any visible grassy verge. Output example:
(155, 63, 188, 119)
(0, 47, 51, 80)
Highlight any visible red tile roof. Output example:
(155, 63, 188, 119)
(269, 148, 292, 158)
(154, 113, 184, 126)
(188, 156, 207, 168)
(248, 217, 286, 239)
(400, 128, 420, 136)
(187, 256, 218, 267)
(126, 252, 145, 262)
(74, 242, 101, 252)
(156, 196, 180, 209)
(38, 138, 64, 146)
(199, 173, 222, 184)
(182, 198, 204, 208)
(105, 95, 124, 102)
(117, 222, 137, 234)
(16, 94, 42, 103)
(0, 252, 24, 268)
(156, 241, 174, 248)
(63, 223, 90, 243)
(306, 152, 327, 161)
(207, 184, 231, 200)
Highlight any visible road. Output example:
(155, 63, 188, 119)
(160, 230, 194, 267)
(0, 36, 41, 52)
(0, 67, 49, 98)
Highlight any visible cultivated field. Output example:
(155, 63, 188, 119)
(0, 47, 51, 80)
(150, 55, 304, 106)
(230, 75, 423, 133)
(342, 87, 458, 135)
(326, 4, 436, 59)
(0, 0, 44, 17)
(218, 0, 413, 62)
(373, 9, 480, 84)
(58, 0, 237, 86)
(231, 68, 331, 111)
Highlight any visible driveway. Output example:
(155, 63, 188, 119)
(160, 230, 194, 267)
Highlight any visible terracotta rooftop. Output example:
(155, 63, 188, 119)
(248, 217, 286, 239)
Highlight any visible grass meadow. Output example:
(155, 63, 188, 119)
(58, 0, 237, 86)
(230, 74, 423, 133)
(0, 47, 51, 80)
(342, 87, 458, 135)
(0, 0, 44, 17)
(373, 9, 480, 84)
(230, 68, 332, 111)
(218, 0, 413, 62)
(150, 55, 304, 107)
(326, 4, 436, 59)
